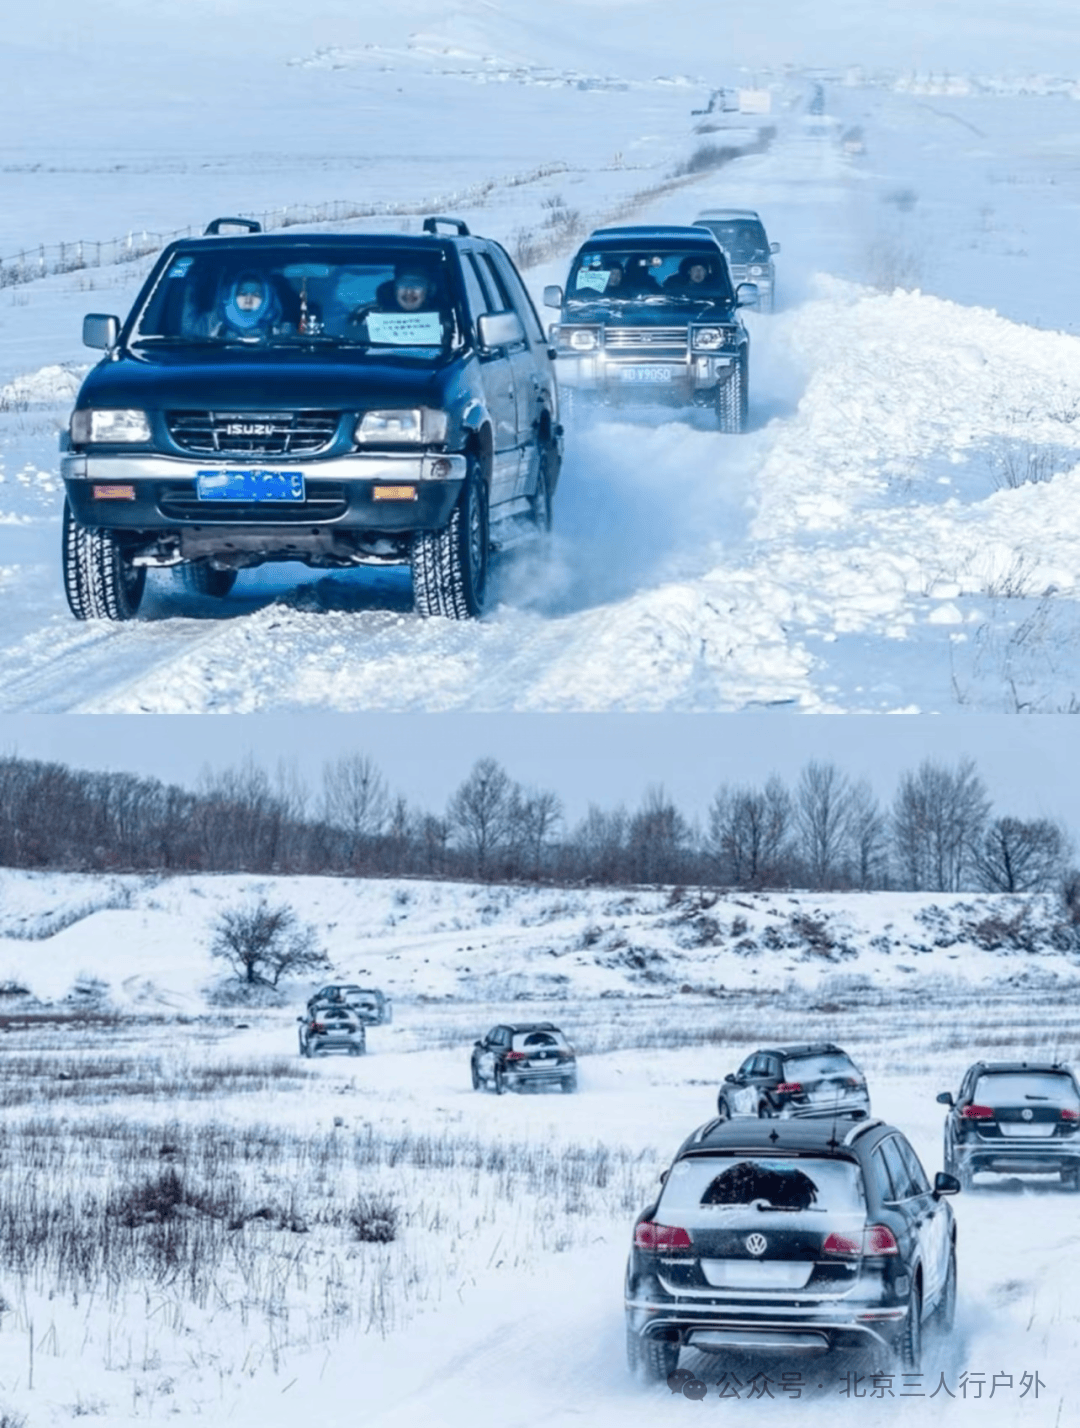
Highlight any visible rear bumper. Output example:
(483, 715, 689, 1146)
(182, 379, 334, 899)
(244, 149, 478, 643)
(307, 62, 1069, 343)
(503, 1066, 575, 1087)
(625, 1297, 906, 1354)
(956, 1139, 1080, 1175)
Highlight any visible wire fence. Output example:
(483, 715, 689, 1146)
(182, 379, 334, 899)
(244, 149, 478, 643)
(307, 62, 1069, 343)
(0, 164, 574, 292)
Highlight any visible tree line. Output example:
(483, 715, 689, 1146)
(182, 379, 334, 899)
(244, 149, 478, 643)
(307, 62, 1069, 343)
(0, 750, 1072, 897)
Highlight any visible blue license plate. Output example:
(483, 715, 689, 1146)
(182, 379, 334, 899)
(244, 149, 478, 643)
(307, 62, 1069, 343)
(196, 469, 305, 502)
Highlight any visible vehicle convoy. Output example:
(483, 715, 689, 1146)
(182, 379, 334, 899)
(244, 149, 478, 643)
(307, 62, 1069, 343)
(625, 1117, 958, 1382)
(471, 1022, 578, 1094)
(717, 1044, 871, 1121)
(543, 224, 756, 432)
(298, 1004, 365, 1057)
(307, 983, 392, 1025)
(938, 1061, 1080, 1190)
(61, 216, 561, 622)
(692, 209, 779, 312)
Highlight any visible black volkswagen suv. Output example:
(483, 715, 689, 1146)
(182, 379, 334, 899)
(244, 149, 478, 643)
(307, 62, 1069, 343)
(471, 1022, 577, 1094)
(625, 1117, 958, 1382)
(61, 217, 561, 621)
(717, 1044, 871, 1122)
(938, 1061, 1080, 1190)
(544, 225, 755, 431)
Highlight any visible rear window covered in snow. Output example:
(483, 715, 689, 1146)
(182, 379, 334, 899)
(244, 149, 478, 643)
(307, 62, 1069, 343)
(974, 1072, 1080, 1106)
(658, 1155, 865, 1223)
(512, 1029, 569, 1053)
(783, 1053, 860, 1081)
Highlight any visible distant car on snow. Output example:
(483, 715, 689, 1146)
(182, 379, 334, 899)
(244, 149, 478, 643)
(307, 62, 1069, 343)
(717, 1043, 870, 1122)
(471, 1023, 577, 1094)
(692, 208, 779, 312)
(937, 1061, 1080, 1190)
(298, 1005, 366, 1057)
(625, 1115, 958, 1381)
(307, 984, 392, 1025)
(543, 224, 755, 431)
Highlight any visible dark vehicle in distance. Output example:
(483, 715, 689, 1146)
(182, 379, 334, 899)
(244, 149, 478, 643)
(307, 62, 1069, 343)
(625, 1117, 958, 1382)
(543, 225, 755, 431)
(938, 1062, 1080, 1190)
(693, 208, 779, 312)
(471, 1023, 577, 1094)
(307, 984, 392, 1025)
(61, 216, 561, 622)
(717, 1044, 871, 1122)
(298, 1005, 366, 1057)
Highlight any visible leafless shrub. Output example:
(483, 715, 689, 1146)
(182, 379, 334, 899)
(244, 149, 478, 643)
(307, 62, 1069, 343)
(985, 438, 1077, 491)
(348, 1194, 399, 1243)
(883, 186, 918, 212)
(864, 236, 924, 293)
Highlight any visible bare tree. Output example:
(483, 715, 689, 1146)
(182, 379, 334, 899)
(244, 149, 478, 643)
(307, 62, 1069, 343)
(891, 757, 990, 891)
(707, 775, 793, 887)
(321, 754, 389, 869)
(795, 760, 854, 889)
(627, 784, 692, 884)
(567, 803, 629, 883)
(846, 778, 890, 889)
(447, 758, 518, 878)
(974, 816, 1071, 893)
(209, 899, 330, 988)
(509, 786, 564, 880)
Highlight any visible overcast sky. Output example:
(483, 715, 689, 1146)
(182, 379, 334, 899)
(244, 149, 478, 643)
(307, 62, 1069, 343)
(3, 713, 1078, 832)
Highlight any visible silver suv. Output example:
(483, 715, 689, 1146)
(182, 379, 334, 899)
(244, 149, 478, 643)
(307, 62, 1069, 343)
(693, 209, 779, 312)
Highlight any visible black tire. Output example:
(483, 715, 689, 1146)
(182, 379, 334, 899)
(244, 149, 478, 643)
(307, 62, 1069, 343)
(174, 562, 237, 599)
(530, 446, 554, 540)
(561, 1074, 578, 1094)
(715, 1096, 731, 1122)
(471, 1060, 481, 1090)
(625, 1324, 642, 1374)
(1060, 1167, 1080, 1191)
(716, 359, 748, 434)
(494, 1066, 506, 1096)
(299, 1036, 309, 1058)
(931, 1247, 957, 1335)
(897, 1284, 922, 1371)
(958, 1164, 974, 1193)
(62, 499, 146, 621)
(640, 1338, 680, 1383)
(412, 454, 489, 619)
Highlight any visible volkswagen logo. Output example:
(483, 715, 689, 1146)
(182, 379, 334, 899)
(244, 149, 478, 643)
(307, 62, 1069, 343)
(1021, 1108, 1034, 1121)
(745, 1233, 767, 1257)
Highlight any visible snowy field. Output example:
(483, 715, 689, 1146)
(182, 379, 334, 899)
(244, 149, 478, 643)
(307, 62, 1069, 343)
(0, 868, 1076, 1422)
(3, 2, 1080, 710)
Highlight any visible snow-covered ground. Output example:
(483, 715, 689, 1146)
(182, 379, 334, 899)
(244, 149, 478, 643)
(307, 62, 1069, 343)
(0, 868, 1076, 1424)
(3, 3, 1080, 710)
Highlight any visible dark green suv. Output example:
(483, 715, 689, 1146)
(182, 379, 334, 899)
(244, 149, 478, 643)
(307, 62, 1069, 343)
(61, 217, 561, 621)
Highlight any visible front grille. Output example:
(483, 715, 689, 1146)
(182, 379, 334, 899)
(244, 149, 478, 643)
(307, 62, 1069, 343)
(604, 326, 688, 352)
(159, 481, 348, 523)
(166, 410, 340, 456)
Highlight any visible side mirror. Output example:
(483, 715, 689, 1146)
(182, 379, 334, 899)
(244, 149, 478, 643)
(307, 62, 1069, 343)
(769, 242, 781, 255)
(543, 284, 564, 309)
(83, 314, 120, 350)
(936, 1092, 954, 1107)
(659, 1169, 668, 1184)
(477, 310, 525, 351)
(735, 283, 760, 309)
(474, 1040, 483, 1049)
(724, 1073, 736, 1084)
(934, 1171, 961, 1197)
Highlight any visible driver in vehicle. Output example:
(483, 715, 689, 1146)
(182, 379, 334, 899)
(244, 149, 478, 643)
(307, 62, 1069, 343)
(663, 255, 720, 295)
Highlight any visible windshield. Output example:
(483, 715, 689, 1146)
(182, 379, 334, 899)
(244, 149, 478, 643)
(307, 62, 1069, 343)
(696, 220, 770, 264)
(783, 1054, 861, 1082)
(973, 1073, 1080, 1106)
(566, 246, 733, 303)
(658, 1155, 865, 1223)
(130, 245, 458, 358)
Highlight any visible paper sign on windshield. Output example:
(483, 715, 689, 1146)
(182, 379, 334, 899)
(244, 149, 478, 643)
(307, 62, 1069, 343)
(366, 312, 442, 345)
(575, 269, 611, 294)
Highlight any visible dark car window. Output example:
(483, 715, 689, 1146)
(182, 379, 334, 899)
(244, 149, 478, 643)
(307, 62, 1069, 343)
(870, 1146, 898, 1202)
(878, 1137, 917, 1201)
(460, 254, 495, 326)
(751, 1055, 774, 1077)
(698, 220, 771, 263)
(566, 246, 734, 303)
(894, 1137, 931, 1196)
(736, 1057, 755, 1080)
(486, 246, 546, 343)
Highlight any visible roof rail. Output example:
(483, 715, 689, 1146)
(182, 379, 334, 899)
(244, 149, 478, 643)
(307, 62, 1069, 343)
(203, 217, 262, 236)
(691, 1117, 725, 1144)
(843, 1118, 884, 1146)
(422, 216, 470, 236)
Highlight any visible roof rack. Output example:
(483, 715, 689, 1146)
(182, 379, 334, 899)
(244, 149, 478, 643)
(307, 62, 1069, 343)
(204, 217, 262, 236)
(843, 1118, 883, 1146)
(422, 216, 470, 236)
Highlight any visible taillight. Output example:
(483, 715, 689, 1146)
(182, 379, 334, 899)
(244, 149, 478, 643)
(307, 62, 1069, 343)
(961, 1105, 994, 1119)
(1061, 1108, 1079, 1121)
(635, 1221, 692, 1252)
(505, 1051, 526, 1061)
(776, 1082, 803, 1094)
(823, 1225, 899, 1257)
(311, 1022, 325, 1032)
(846, 1078, 865, 1088)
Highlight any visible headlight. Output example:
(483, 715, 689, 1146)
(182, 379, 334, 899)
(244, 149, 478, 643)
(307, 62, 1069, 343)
(749, 265, 764, 277)
(691, 327, 724, 351)
(564, 328, 600, 352)
(354, 408, 448, 445)
(70, 409, 151, 444)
